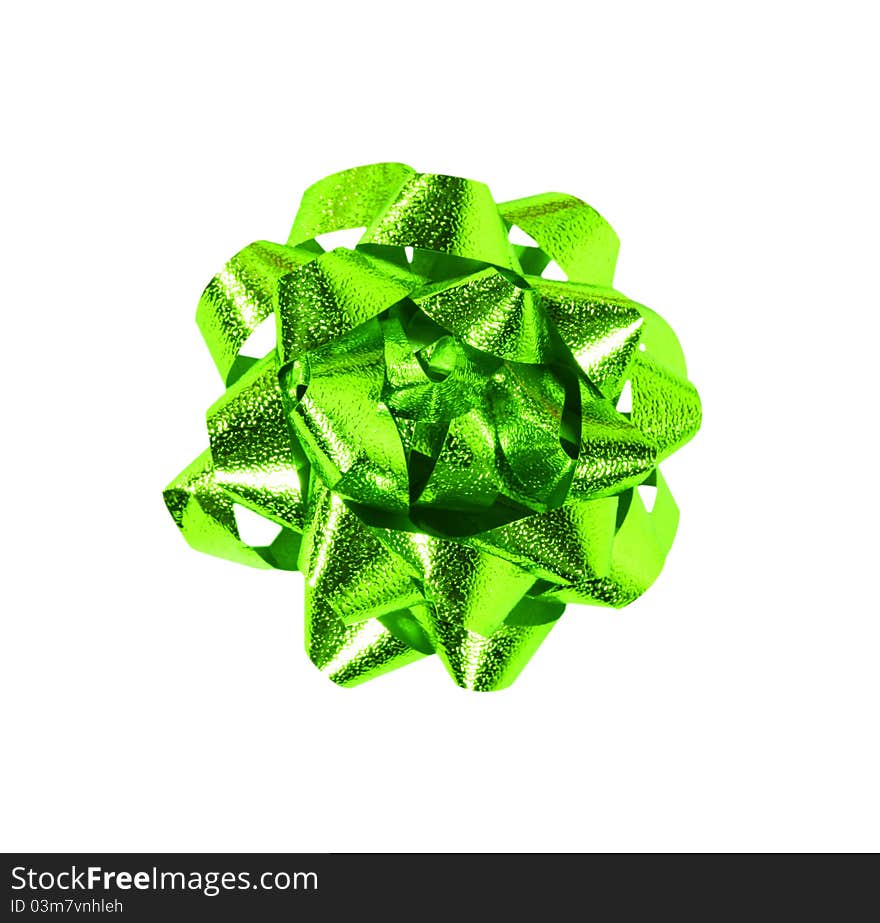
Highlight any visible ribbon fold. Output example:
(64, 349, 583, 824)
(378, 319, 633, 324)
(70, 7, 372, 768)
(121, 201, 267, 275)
(165, 164, 700, 690)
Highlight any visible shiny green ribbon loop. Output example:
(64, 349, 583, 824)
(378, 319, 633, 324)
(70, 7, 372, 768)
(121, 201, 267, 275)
(165, 163, 701, 690)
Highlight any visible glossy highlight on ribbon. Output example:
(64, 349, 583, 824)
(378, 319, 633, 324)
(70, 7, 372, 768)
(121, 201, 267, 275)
(164, 163, 701, 690)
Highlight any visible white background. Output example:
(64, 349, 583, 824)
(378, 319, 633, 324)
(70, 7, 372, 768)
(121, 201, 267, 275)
(2, 1, 877, 852)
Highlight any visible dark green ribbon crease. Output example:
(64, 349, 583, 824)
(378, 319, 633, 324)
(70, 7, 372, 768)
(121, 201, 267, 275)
(164, 163, 701, 690)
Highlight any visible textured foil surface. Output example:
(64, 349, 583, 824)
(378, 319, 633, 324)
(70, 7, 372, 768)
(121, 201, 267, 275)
(165, 163, 701, 690)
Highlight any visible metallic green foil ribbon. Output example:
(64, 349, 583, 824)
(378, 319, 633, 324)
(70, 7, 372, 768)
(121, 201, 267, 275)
(164, 164, 701, 690)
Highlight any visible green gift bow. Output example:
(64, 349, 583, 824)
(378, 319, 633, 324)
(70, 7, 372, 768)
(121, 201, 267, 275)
(164, 163, 701, 690)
